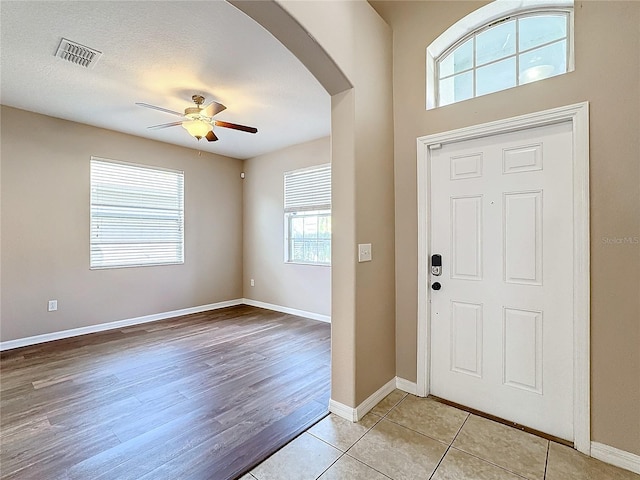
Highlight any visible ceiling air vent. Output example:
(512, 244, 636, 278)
(55, 38, 102, 68)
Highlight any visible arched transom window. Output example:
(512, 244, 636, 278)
(427, 1, 574, 109)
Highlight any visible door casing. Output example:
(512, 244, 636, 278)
(416, 102, 590, 454)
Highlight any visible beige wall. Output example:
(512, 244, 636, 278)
(352, 4, 396, 403)
(243, 137, 331, 316)
(277, 0, 396, 406)
(371, 0, 640, 455)
(0, 106, 243, 342)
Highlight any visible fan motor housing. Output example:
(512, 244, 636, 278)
(184, 107, 209, 122)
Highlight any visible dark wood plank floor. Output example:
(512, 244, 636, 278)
(0, 305, 331, 480)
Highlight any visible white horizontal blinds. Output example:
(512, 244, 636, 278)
(284, 164, 331, 213)
(90, 158, 184, 269)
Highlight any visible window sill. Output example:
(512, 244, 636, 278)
(285, 261, 331, 267)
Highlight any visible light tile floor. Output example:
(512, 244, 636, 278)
(241, 390, 640, 480)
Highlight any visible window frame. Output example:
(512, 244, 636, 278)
(427, 2, 574, 109)
(90, 156, 185, 270)
(283, 164, 331, 267)
(284, 209, 332, 266)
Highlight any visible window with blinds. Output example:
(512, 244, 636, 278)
(284, 164, 331, 265)
(90, 157, 184, 269)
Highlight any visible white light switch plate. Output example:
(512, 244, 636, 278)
(358, 243, 372, 262)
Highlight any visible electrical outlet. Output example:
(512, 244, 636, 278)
(250, 279, 255, 287)
(358, 243, 372, 262)
(48, 300, 58, 312)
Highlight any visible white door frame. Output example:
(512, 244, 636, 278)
(416, 102, 590, 454)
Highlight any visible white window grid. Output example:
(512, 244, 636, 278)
(436, 10, 571, 107)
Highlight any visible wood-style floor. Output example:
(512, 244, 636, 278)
(0, 305, 331, 480)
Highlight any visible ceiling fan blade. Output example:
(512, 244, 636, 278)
(136, 102, 185, 117)
(147, 121, 184, 130)
(206, 131, 218, 142)
(214, 120, 258, 134)
(202, 101, 227, 117)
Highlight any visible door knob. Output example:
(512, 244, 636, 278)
(432, 282, 441, 291)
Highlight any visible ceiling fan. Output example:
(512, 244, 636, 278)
(136, 94, 258, 142)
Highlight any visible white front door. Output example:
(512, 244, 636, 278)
(429, 121, 574, 441)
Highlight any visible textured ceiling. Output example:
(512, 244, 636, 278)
(0, 1, 330, 159)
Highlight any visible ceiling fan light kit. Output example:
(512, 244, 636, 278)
(136, 94, 257, 143)
(182, 120, 212, 140)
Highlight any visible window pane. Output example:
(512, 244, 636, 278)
(476, 20, 516, 66)
(439, 38, 473, 78)
(476, 57, 516, 96)
(318, 216, 331, 238)
(439, 71, 473, 106)
(519, 15, 566, 51)
(291, 216, 304, 238)
(303, 216, 318, 236)
(303, 240, 312, 262)
(431, 9, 572, 109)
(292, 240, 304, 261)
(287, 211, 331, 265)
(519, 40, 567, 84)
(318, 239, 331, 264)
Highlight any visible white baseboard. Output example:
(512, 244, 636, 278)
(242, 298, 331, 323)
(0, 298, 329, 351)
(329, 377, 397, 422)
(0, 299, 244, 351)
(591, 442, 640, 474)
(329, 399, 357, 422)
(356, 377, 397, 420)
(395, 377, 419, 395)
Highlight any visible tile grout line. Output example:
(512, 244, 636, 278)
(344, 401, 400, 480)
(427, 412, 471, 480)
(449, 415, 544, 480)
(428, 444, 452, 479)
(543, 441, 550, 479)
(381, 415, 462, 448)
(308, 442, 394, 480)
(341, 453, 395, 480)
(307, 416, 386, 480)
(430, 396, 572, 449)
(308, 412, 383, 452)
(376, 392, 409, 421)
(379, 395, 458, 450)
(451, 412, 470, 445)
(236, 407, 383, 480)
(310, 394, 546, 480)
(328, 392, 408, 480)
(446, 445, 532, 479)
(429, 414, 533, 480)
(313, 451, 344, 480)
